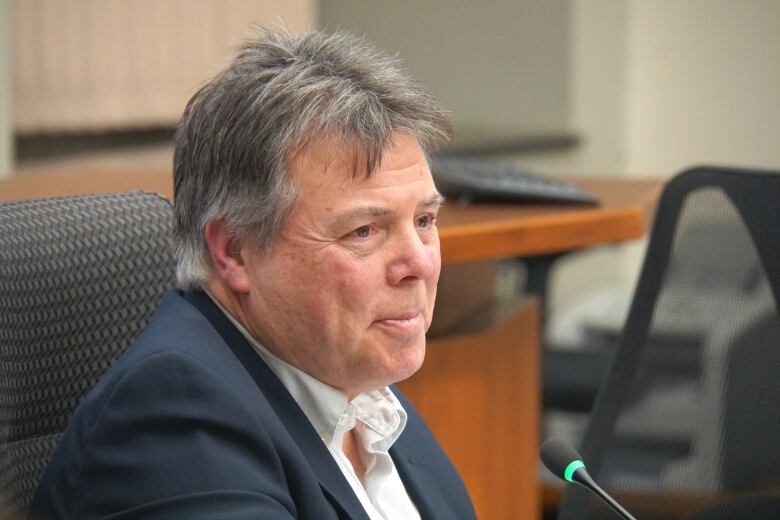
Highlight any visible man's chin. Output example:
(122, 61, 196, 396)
(355, 335, 426, 390)
(389, 341, 426, 384)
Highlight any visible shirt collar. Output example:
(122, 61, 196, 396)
(203, 290, 408, 452)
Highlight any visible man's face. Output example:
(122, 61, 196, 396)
(240, 132, 442, 397)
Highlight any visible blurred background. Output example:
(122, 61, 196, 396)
(1, 0, 779, 441)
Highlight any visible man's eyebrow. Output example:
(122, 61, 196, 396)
(419, 192, 446, 209)
(330, 192, 445, 225)
(328, 206, 394, 228)
(336, 206, 394, 222)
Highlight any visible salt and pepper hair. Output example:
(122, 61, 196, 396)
(172, 26, 452, 289)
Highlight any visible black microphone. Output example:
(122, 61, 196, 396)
(540, 438, 638, 520)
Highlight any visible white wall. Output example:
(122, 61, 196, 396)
(519, 0, 629, 178)
(529, 0, 780, 178)
(624, 0, 780, 176)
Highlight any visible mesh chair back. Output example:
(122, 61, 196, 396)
(558, 166, 780, 519)
(0, 191, 175, 510)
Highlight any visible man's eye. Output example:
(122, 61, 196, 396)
(354, 226, 371, 238)
(416, 215, 435, 228)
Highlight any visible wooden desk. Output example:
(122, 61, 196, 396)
(439, 179, 658, 262)
(0, 168, 174, 202)
(0, 169, 659, 519)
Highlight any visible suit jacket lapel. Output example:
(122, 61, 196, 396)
(181, 290, 370, 520)
(392, 436, 459, 520)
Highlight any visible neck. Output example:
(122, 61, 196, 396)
(203, 278, 250, 327)
(343, 429, 367, 484)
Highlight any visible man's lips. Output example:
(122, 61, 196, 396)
(374, 311, 425, 334)
(379, 311, 421, 322)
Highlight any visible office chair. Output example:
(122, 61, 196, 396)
(557, 166, 780, 519)
(0, 191, 175, 511)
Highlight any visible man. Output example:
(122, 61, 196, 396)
(32, 27, 476, 519)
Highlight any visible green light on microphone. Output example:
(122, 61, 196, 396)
(564, 460, 585, 482)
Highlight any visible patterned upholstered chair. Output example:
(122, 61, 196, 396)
(0, 191, 175, 513)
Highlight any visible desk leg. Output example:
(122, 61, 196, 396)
(397, 298, 541, 520)
(521, 254, 562, 329)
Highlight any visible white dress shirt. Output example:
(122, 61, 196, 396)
(207, 292, 421, 520)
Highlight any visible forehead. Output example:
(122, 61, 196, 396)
(287, 133, 432, 195)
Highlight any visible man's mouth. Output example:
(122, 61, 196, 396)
(374, 311, 425, 334)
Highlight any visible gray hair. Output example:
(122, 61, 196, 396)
(173, 26, 452, 289)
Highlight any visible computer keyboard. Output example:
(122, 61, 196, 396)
(430, 156, 600, 205)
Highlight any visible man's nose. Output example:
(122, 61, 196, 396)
(387, 228, 438, 284)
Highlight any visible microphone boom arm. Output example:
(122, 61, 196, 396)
(571, 467, 638, 520)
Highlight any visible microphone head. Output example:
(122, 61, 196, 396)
(540, 438, 586, 483)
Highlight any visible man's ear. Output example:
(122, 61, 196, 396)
(203, 219, 251, 294)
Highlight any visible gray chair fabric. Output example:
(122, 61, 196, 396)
(0, 191, 175, 511)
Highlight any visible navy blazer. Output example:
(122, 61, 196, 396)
(31, 290, 476, 519)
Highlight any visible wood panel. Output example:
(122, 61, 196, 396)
(11, 0, 315, 132)
(398, 298, 541, 520)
